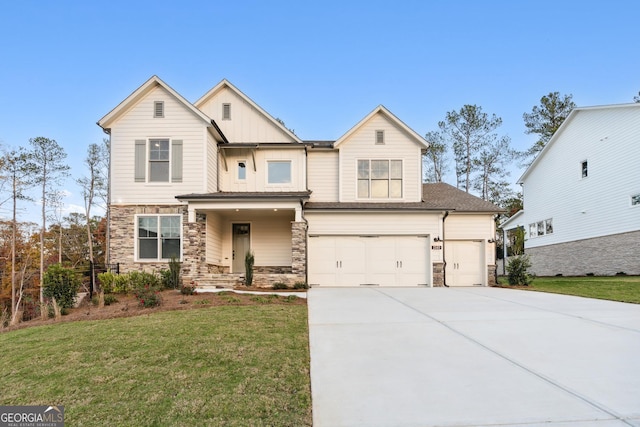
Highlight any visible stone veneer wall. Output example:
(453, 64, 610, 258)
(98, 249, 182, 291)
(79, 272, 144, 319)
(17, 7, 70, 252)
(432, 262, 444, 287)
(526, 230, 640, 276)
(487, 265, 497, 286)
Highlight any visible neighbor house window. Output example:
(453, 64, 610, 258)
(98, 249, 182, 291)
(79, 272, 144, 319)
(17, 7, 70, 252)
(137, 215, 181, 260)
(581, 160, 588, 178)
(530, 219, 553, 238)
(149, 139, 170, 182)
(237, 161, 247, 181)
(631, 194, 640, 206)
(154, 101, 164, 118)
(375, 130, 385, 145)
(267, 160, 291, 184)
(222, 103, 231, 120)
(357, 159, 402, 198)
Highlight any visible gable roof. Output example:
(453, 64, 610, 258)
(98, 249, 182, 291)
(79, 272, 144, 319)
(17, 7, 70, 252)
(334, 105, 428, 149)
(421, 183, 504, 212)
(517, 102, 640, 184)
(195, 79, 303, 144)
(97, 75, 213, 130)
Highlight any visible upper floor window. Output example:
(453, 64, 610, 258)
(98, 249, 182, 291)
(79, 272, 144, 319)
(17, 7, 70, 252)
(149, 139, 170, 182)
(581, 160, 588, 178)
(222, 103, 231, 120)
(134, 139, 183, 183)
(237, 161, 247, 181)
(154, 101, 164, 118)
(267, 160, 291, 184)
(632, 194, 640, 206)
(357, 159, 402, 198)
(529, 219, 553, 238)
(375, 130, 385, 145)
(137, 215, 181, 261)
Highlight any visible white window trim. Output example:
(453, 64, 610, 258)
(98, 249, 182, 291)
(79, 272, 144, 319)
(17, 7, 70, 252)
(356, 159, 404, 200)
(134, 214, 183, 262)
(266, 160, 292, 186)
(528, 218, 553, 238)
(147, 137, 172, 184)
(237, 160, 247, 182)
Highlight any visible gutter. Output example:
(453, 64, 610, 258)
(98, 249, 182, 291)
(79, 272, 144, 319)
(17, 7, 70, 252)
(441, 210, 450, 287)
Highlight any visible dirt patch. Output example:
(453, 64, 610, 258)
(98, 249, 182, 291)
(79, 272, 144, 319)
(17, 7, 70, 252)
(2, 289, 306, 333)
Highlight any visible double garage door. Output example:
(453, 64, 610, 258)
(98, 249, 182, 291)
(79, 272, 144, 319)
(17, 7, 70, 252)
(308, 235, 430, 287)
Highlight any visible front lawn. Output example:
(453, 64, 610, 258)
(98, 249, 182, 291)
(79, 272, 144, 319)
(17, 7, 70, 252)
(501, 275, 640, 304)
(0, 305, 311, 426)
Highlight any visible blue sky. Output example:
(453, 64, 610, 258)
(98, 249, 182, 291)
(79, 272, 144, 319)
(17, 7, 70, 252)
(1, 0, 638, 220)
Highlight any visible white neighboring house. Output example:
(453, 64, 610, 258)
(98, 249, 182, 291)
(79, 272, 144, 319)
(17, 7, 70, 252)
(502, 103, 640, 276)
(98, 75, 502, 287)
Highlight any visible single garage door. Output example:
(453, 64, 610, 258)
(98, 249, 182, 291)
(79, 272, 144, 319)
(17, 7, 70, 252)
(444, 241, 484, 286)
(308, 235, 430, 287)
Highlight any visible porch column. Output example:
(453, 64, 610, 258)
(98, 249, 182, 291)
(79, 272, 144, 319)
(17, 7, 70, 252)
(291, 221, 307, 279)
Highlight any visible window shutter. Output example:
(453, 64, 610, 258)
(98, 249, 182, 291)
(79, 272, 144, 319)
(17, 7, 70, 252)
(172, 140, 183, 182)
(134, 140, 146, 182)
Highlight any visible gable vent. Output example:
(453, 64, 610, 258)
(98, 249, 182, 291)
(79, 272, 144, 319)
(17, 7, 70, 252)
(223, 103, 231, 120)
(375, 130, 384, 144)
(154, 101, 164, 118)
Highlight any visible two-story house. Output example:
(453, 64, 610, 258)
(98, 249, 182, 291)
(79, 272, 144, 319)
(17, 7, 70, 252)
(501, 103, 640, 276)
(98, 76, 502, 287)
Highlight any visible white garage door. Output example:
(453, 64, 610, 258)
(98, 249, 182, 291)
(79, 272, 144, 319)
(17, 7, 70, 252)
(308, 235, 430, 287)
(445, 241, 484, 286)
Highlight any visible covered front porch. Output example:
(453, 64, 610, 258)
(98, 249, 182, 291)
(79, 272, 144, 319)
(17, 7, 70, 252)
(177, 192, 310, 287)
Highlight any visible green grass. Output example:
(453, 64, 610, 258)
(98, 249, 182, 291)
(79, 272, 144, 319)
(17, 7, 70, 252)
(502, 275, 640, 304)
(0, 305, 311, 426)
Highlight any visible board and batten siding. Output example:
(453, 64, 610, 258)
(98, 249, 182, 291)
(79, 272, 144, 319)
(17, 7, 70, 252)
(110, 85, 208, 204)
(307, 151, 339, 202)
(206, 212, 223, 265)
(338, 114, 423, 203)
(197, 86, 296, 143)
(207, 133, 218, 192)
(521, 106, 640, 249)
(306, 211, 440, 236)
(218, 211, 295, 269)
(218, 147, 306, 192)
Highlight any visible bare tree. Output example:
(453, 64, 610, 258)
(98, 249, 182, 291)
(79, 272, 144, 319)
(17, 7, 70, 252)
(78, 142, 108, 294)
(29, 137, 70, 310)
(472, 135, 517, 204)
(422, 131, 448, 183)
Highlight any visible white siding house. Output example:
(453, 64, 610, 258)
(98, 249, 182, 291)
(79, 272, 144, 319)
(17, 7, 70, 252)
(502, 103, 640, 276)
(99, 76, 502, 287)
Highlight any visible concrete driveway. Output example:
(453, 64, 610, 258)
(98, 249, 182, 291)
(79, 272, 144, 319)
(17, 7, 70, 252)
(308, 287, 640, 427)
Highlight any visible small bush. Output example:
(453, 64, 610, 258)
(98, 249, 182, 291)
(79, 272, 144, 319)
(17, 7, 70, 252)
(129, 271, 160, 290)
(284, 295, 298, 303)
(293, 282, 309, 290)
(245, 251, 255, 286)
(506, 255, 533, 286)
(98, 272, 117, 294)
(104, 294, 119, 306)
(586, 272, 595, 277)
(113, 274, 132, 294)
(43, 264, 81, 309)
(133, 285, 162, 308)
(194, 299, 211, 305)
(180, 283, 196, 295)
(272, 282, 289, 290)
(616, 271, 627, 276)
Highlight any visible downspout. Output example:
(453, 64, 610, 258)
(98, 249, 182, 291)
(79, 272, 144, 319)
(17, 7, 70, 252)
(302, 145, 309, 286)
(442, 210, 450, 287)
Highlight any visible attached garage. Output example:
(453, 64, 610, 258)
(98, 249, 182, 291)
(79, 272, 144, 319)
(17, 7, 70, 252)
(444, 240, 485, 286)
(308, 235, 431, 287)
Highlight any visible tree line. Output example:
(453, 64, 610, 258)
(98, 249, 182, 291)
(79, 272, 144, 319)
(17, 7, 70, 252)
(0, 138, 108, 325)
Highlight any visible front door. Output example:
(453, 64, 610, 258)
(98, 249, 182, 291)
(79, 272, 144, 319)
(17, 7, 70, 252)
(232, 223, 251, 273)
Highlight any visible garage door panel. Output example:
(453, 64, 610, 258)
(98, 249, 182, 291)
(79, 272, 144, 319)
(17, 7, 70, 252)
(445, 241, 483, 286)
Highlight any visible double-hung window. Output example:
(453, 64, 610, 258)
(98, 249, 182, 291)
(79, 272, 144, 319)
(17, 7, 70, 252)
(134, 139, 183, 183)
(357, 159, 402, 198)
(137, 215, 181, 260)
(149, 139, 170, 182)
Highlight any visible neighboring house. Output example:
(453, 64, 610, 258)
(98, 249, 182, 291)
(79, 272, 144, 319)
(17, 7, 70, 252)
(98, 76, 502, 287)
(502, 103, 640, 276)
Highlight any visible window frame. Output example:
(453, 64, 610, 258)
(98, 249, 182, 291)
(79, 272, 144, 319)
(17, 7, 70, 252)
(148, 138, 171, 183)
(529, 219, 553, 238)
(357, 159, 403, 199)
(153, 101, 164, 118)
(375, 130, 385, 145)
(135, 214, 182, 262)
(581, 160, 588, 179)
(237, 160, 247, 182)
(266, 160, 292, 185)
(631, 194, 640, 207)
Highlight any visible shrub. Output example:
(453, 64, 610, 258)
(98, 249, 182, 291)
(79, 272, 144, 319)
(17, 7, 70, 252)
(245, 251, 255, 286)
(98, 272, 117, 294)
(133, 285, 162, 308)
(506, 255, 533, 286)
(272, 282, 289, 290)
(113, 274, 132, 294)
(293, 282, 309, 290)
(43, 264, 81, 309)
(616, 272, 627, 276)
(180, 282, 196, 295)
(168, 257, 181, 289)
(104, 294, 119, 306)
(129, 271, 160, 290)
